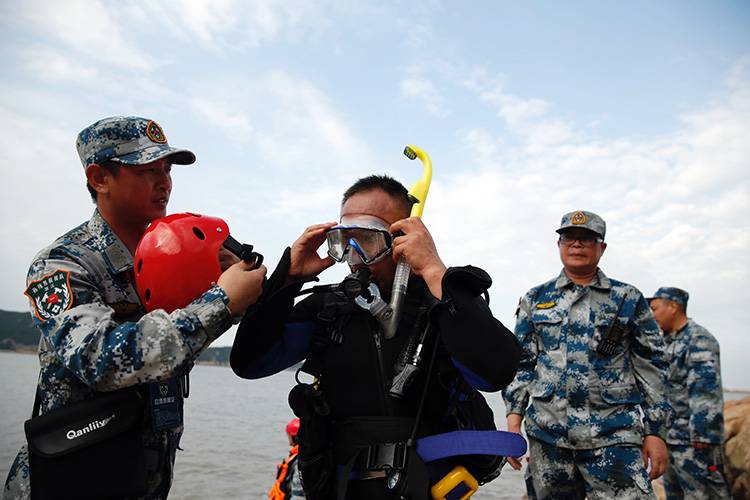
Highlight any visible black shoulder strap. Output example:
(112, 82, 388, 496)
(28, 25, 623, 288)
(407, 321, 441, 446)
(299, 292, 352, 378)
(31, 386, 41, 418)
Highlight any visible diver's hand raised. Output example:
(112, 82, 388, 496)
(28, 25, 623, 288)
(390, 217, 446, 299)
(289, 222, 337, 279)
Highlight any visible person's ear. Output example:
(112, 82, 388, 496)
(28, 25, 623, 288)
(668, 301, 679, 316)
(86, 163, 111, 196)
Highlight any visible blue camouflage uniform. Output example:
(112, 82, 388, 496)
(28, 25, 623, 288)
(503, 211, 671, 500)
(651, 287, 730, 499)
(3, 117, 234, 500)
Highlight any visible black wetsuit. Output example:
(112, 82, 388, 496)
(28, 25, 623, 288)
(231, 249, 521, 499)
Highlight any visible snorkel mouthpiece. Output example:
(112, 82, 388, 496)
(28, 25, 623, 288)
(340, 268, 373, 300)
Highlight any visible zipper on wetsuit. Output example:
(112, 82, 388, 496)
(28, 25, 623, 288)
(372, 326, 392, 415)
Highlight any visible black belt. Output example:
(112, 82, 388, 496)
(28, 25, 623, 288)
(353, 441, 407, 473)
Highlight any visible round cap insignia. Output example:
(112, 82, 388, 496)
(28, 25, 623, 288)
(571, 211, 586, 225)
(146, 121, 167, 144)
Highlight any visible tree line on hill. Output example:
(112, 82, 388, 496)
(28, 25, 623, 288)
(0, 309, 232, 364)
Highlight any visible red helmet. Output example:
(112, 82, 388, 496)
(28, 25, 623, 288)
(285, 418, 300, 437)
(135, 213, 228, 313)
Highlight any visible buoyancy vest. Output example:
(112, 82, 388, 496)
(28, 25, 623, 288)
(269, 445, 299, 500)
(290, 279, 512, 500)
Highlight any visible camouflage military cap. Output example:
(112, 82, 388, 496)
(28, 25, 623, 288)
(648, 287, 689, 306)
(76, 116, 196, 169)
(556, 210, 606, 239)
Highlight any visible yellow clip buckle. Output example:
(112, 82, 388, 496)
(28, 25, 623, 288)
(430, 465, 478, 500)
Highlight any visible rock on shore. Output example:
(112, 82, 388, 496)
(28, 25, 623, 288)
(649, 396, 750, 500)
(724, 396, 750, 499)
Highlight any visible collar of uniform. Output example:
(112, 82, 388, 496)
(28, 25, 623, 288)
(555, 268, 611, 290)
(87, 209, 134, 274)
(672, 318, 692, 337)
(554, 270, 572, 289)
(589, 268, 611, 291)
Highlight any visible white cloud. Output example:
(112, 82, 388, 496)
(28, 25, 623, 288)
(9, 0, 156, 71)
(182, 71, 374, 174)
(463, 70, 576, 149)
(394, 0, 442, 48)
(400, 76, 449, 117)
(20, 47, 100, 83)
(254, 72, 374, 172)
(189, 97, 254, 143)
(397, 21, 432, 49)
(135, 0, 332, 51)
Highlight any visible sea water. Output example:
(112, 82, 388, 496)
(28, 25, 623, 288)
(0, 351, 527, 499)
(4, 351, 746, 499)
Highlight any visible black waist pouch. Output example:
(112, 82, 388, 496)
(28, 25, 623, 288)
(288, 383, 333, 500)
(25, 388, 147, 500)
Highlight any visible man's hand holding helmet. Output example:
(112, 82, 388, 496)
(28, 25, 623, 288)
(219, 247, 241, 271)
(218, 260, 267, 315)
(135, 213, 266, 316)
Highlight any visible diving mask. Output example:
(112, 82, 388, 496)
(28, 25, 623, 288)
(325, 221, 393, 265)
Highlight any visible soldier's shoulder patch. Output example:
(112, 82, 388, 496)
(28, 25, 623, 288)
(24, 269, 74, 321)
(536, 301, 556, 309)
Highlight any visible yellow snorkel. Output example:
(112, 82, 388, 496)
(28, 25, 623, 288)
(381, 145, 432, 339)
(353, 144, 433, 339)
(403, 145, 432, 218)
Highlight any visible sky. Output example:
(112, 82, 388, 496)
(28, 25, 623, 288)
(0, 1, 748, 388)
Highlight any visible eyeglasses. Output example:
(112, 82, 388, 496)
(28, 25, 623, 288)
(325, 225, 393, 265)
(558, 234, 603, 247)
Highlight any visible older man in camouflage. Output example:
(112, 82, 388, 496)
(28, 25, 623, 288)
(649, 287, 730, 499)
(503, 211, 671, 500)
(3, 116, 266, 499)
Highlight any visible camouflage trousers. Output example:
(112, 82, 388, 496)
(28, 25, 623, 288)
(2, 445, 30, 500)
(525, 438, 653, 500)
(663, 444, 730, 500)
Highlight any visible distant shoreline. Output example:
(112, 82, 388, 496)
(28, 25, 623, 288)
(0, 348, 233, 365)
(1, 349, 748, 394)
(0, 346, 36, 355)
(194, 360, 230, 367)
